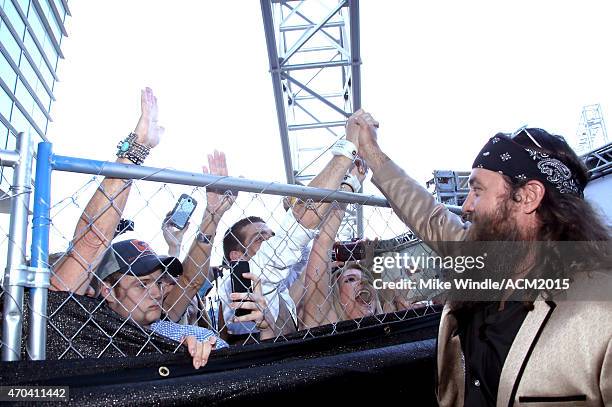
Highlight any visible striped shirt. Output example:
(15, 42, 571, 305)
(150, 320, 229, 349)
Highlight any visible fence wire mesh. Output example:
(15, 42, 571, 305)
(2, 157, 444, 360)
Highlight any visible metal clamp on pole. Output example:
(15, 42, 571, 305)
(1, 132, 34, 362)
(10, 265, 51, 288)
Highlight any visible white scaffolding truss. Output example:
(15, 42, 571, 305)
(582, 142, 612, 181)
(576, 104, 609, 154)
(260, 0, 362, 238)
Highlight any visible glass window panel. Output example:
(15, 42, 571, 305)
(38, 0, 61, 41)
(52, 0, 66, 22)
(18, 57, 51, 107)
(5, 128, 17, 150)
(0, 88, 14, 122)
(17, 0, 30, 14)
(23, 31, 54, 85)
(14, 78, 46, 130)
(42, 36, 56, 67)
(26, 5, 57, 65)
(0, 120, 8, 150)
(3, 0, 26, 41)
(0, 52, 18, 89)
(9, 105, 29, 134)
(31, 101, 46, 130)
(0, 20, 22, 63)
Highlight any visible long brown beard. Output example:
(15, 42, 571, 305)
(460, 199, 536, 294)
(465, 198, 524, 242)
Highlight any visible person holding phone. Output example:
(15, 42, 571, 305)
(219, 118, 376, 342)
(160, 151, 258, 327)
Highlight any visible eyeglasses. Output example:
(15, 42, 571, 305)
(509, 125, 543, 148)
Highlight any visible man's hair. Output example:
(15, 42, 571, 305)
(222, 216, 265, 264)
(103, 271, 123, 287)
(453, 130, 611, 315)
(507, 128, 609, 242)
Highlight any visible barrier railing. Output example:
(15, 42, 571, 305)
(2, 140, 460, 361)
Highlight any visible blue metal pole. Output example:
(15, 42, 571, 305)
(28, 141, 53, 360)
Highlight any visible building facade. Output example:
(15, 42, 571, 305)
(0, 0, 69, 204)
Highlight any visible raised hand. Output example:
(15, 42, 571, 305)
(203, 150, 237, 216)
(162, 212, 189, 257)
(346, 110, 380, 162)
(133, 87, 164, 149)
(229, 272, 274, 332)
(345, 109, 363, 149)
(350, 157, 369, 184)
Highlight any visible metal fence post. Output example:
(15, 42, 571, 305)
(1, 132, 34, 361)
(27, 142, 53, 360)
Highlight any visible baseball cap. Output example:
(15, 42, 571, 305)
(96, 239, 183, 281)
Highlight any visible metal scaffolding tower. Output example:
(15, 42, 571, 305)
(260, 0, 363, 239)
(576, 104, 608, 154)
(582, 142, 612, 181)
(427, 170, 470, 207)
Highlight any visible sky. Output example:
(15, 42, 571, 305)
(43, 0, 612, 258)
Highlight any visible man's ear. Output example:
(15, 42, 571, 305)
(519, 180, 546, 214)
(229, 250, 243, 262)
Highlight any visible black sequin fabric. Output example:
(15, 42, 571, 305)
(1, 288, 441, 406)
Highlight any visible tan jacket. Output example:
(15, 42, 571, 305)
(372, 160, 612, 407)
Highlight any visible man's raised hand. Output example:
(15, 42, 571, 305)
(203, 150, 237, 215)
(134, 87, 164, 149)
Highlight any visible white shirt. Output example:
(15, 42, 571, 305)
(220, 210, 314, 335)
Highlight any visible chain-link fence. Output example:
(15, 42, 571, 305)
(1, 139, 455, 362)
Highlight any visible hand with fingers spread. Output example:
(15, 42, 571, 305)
(134, 87, 164, 149)
(182, 335, 217, 369)
(229, 272, 275, 338)
(162, 212, 189, 258)
(203, 150, 237, 216)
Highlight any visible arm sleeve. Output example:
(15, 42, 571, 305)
(249, 210, 316, 285)
(371, 160, 470, 255)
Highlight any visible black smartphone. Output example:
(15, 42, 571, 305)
(229, 261, 252, 317)
(167, 194, 197, 230)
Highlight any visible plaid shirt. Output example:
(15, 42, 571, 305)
(150, 320, 229, 349)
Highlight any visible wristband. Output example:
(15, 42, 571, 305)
(330, 139, 357, 161)
(341, 173, 361, 193)
(116, 132, 151, 165)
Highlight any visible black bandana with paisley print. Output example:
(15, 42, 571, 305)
(472, 134, 583, 198)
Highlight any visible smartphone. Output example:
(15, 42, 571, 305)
(229, 261, 252, 317)
(167, 194, 197, 230)
(332, 239, 366, 262)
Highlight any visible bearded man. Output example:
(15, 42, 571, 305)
(347, 110, 611, 407)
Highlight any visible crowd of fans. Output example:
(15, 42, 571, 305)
(37, 88, 418, 368)
(3, 86, 610, 406)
